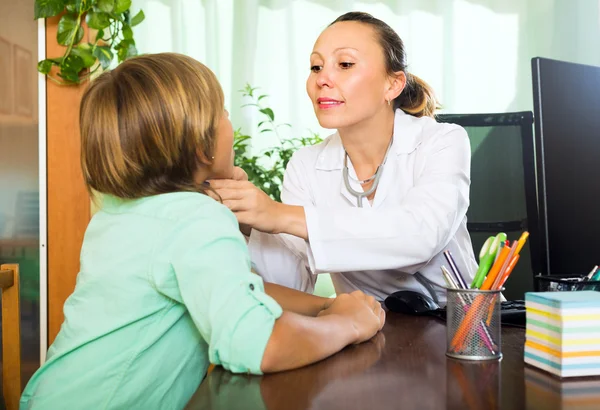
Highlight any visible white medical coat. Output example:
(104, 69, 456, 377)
(248, 109, 477, 302)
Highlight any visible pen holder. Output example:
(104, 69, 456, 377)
(446, 288, 502, 361)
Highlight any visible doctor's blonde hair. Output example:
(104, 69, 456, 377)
(80, 52, 224, 199)
(330, 12, 440, 118)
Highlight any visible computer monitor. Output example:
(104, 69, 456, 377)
(532, 57, 600, 276)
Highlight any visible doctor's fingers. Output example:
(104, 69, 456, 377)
(221, 199, 252, 213)
(213, 188, 250, 201)
(208, 179, 251, 190)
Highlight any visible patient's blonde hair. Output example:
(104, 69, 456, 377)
(80, 52, 224, 199)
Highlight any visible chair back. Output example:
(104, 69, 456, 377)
(0, 264, 21, 410)
(437, 112, 540, 299)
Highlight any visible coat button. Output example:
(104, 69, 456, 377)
(249, 284, 255, 291)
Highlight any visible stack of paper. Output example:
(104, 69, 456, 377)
(525, 291, 600, 378)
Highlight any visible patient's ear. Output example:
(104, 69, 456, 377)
(196, 148, 214, 166)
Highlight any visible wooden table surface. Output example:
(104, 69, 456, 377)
(186, 313, 600, 410)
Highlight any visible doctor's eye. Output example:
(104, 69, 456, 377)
(340, 62, 355, 69)
(310, 65, 322, 73)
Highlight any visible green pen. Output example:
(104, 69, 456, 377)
(471, 233, 506, 289)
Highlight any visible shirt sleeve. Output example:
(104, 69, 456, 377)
(302, 126, 471, 274)
(165, 203, 282, 375)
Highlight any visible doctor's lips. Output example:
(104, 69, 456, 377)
(317, 97, 344, 109)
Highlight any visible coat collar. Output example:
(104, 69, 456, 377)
(315, 109, 423, 171)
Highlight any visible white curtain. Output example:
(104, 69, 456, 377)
(131, 0, 600, 152)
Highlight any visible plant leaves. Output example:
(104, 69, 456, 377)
(57, 14, 84, 46)
(115, 40, 137, 62)
(58, 69, 81, 83)
(114, 0, 132, 14)
(130, 10, 145, 26)
(61, 54, 85, 73)
(122, 24, 133, 40)
(93, 46, 113, 69)
(34, 0, 66, 19)
(66, 0, 89, 13)
(259, 108, 275, 121)
(86, 10, 111, 29)
(70, 43, 96, 68)
(95, 29, 105, 41)
(95, 0, 115, 13)
(37, 59, 55, 75)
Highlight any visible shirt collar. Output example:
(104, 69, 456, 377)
(315, 109, 423, 171)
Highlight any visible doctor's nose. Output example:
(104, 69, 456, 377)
(315, 69, 333, 89)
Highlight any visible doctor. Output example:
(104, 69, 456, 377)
(210, 11, 477, 302)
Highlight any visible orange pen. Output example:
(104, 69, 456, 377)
(480, 241, 511, 290)
(497, 254, 520, 289)
(485, 253, 521, 326)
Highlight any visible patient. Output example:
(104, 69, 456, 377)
(20, 53, 384, 410)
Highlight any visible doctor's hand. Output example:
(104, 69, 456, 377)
(318, 291, 385, 344)
(208, 179, 309, 239)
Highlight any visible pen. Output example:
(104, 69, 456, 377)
(515, 231, 529, 254)
(492, 240, 518, 290)
(486, 253, 521, 325)
(576, 265, 598, 290)
(444, 250, 467, 289)
(471, 236, 497, 289)
(480, 241, 511, 290)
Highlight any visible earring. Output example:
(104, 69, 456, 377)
(211, 156, 215, 160)
(387, 99, 391, 106)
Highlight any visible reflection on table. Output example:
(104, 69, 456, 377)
(186, 313, 600, 410)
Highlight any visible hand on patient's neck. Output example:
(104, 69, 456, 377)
(339, 107, 395, 182)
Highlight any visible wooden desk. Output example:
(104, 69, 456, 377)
(186, 313, 600, 410)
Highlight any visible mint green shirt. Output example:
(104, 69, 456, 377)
(20, 193, 282, 410)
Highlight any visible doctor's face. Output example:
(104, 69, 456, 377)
(307, 21, 392, 130)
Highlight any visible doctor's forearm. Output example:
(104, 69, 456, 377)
(274, 203, 308, 240)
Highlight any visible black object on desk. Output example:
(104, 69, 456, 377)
(384, 291, 526, 328)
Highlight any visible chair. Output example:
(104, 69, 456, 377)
(436, 112, 541, 300)
(0, 264, 21, 410)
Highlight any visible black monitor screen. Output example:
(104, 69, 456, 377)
(532, 57, 600, 275)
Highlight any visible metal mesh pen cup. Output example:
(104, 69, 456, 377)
(446, 288, 502, 361)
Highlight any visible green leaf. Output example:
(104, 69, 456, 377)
(71, 43, 96, 68)
(258, 95, 268, 101)
(86, 10, 111, 29)
(93, 46, 113, 69)
(57, 14, 84, 46)
(95, 0, 115, 13)
(35, 0, 65, 19)
(37, 59, 55, 75)
(122, 24, 133, 40)
(115, 40, 137, 63)
(260, 129, 272, 133)
(61, 54, 85, 73)
(58, 69, 81, 83)
(95, 29, 105, 41)
(259, 108, 275, 121)
(114, 0, 132, 14)
(66, 0, 89, 13)
(130, 10, 145, 26)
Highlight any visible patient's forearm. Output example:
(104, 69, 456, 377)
(264, 282, 332, 317)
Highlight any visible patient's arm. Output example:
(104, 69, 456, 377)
(264, 282, 332, 317)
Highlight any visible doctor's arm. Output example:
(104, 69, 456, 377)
(211, 127, 470, 274)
